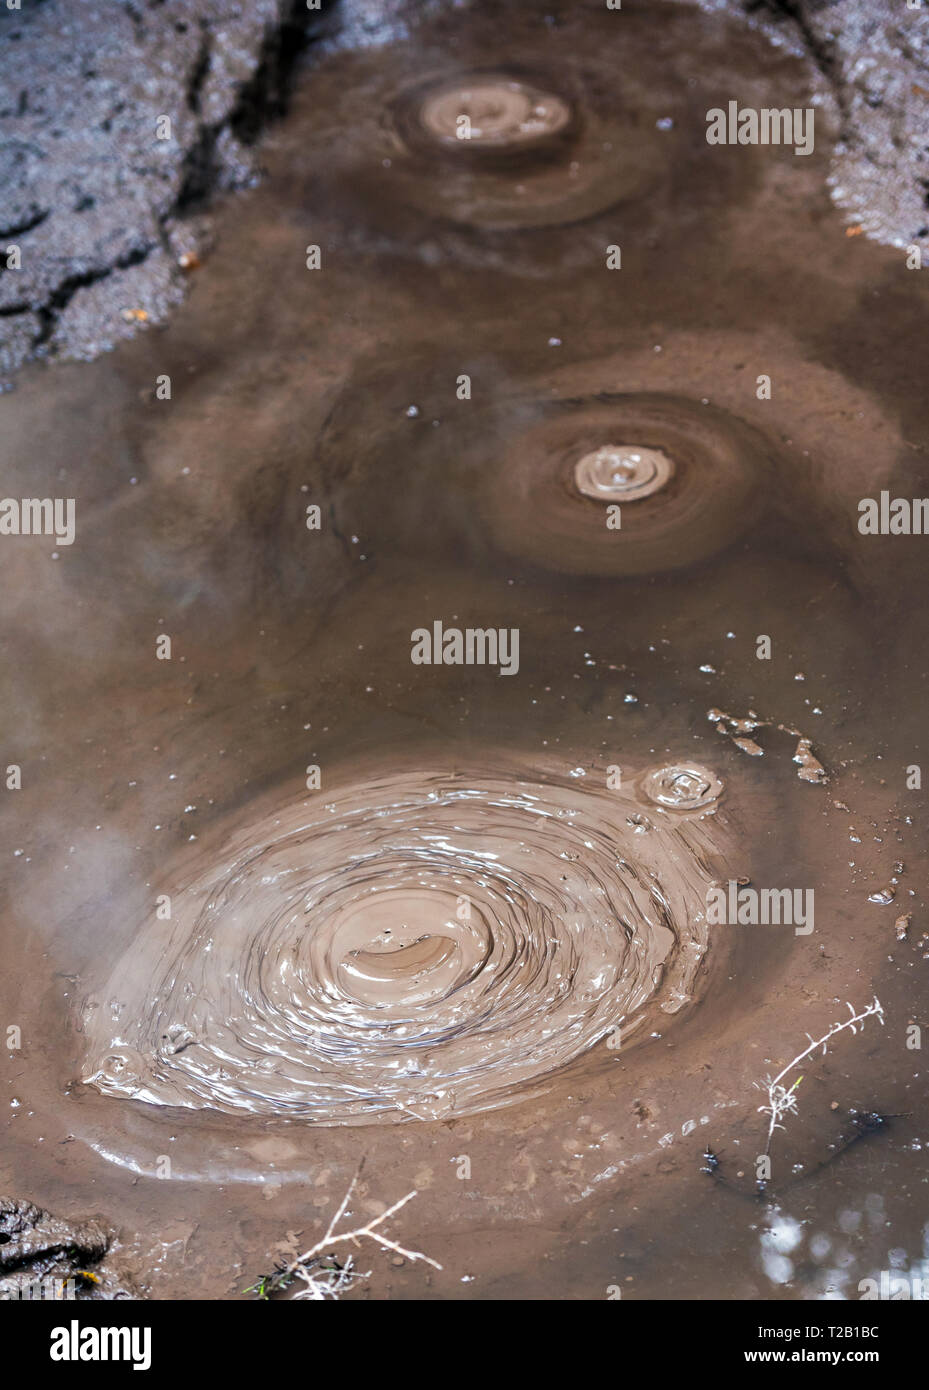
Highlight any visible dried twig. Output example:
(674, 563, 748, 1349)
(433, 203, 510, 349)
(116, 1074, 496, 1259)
(245, 1166, 441, 1300)
(755, 997, 884, 1154)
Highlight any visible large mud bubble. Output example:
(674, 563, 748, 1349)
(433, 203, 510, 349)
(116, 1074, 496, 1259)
(81, 762, 726, 1125)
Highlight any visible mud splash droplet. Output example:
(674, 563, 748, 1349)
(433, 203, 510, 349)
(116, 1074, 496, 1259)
(793, 737, 827, 785)
(81, 765, 727, 1125)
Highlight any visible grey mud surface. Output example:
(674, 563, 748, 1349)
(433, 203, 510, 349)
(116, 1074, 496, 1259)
(1, 0, 928, 1302)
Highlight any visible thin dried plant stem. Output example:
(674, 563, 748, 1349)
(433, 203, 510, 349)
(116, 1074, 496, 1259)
(302, 1179, 441, 1269)
(756, 997, 884, 1155)
(250, 1165, 442, 1300)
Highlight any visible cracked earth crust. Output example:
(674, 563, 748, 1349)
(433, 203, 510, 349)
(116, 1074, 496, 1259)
(0, 0, 327, 375)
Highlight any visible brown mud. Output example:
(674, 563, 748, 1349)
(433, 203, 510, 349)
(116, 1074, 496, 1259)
(1, 0, 928, 1300)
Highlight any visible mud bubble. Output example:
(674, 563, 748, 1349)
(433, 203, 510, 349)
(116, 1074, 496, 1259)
(402, 74, 575, 156)
(639, 762, 724, 814)
(82, 764, 727, 1126)
(573, 444, 675, 504)
(385, 66, 656, 229)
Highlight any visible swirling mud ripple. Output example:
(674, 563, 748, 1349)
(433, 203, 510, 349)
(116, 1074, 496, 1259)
(82, 767, 725, 1125)
(484, 392, 772, 575)
(387, 68, 661, 229)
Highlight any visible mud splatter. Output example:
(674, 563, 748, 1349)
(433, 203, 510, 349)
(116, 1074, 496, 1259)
(710, 708, 828, 785)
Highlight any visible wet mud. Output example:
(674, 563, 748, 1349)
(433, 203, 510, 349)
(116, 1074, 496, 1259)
(1, 0, 928, 1301)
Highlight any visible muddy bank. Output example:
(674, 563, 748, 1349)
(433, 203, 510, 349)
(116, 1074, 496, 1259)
(686, 0, 929, 248)
(726, 0, 929, 250)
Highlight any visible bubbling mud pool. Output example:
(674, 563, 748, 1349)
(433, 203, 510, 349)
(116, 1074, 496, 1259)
(3, 0, 928, 1304)
(318, 372, 773, 578)
(82, 763, 724, 1125)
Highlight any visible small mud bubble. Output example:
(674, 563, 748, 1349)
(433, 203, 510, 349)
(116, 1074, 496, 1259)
(639, 762, 723, 814)
(84, 1046, 144, 1088)
(372, 60, 669, 232)
(483, 391, 772, 575)
(573, 444, 674, 503)
(417, 77, 573, 153)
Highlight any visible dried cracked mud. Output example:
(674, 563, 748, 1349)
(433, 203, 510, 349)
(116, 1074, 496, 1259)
(1, 0, 928, 1303)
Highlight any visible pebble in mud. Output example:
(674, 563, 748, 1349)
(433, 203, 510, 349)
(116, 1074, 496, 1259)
(793, 737, 827, 785)
(81, 764, 728, 1127)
